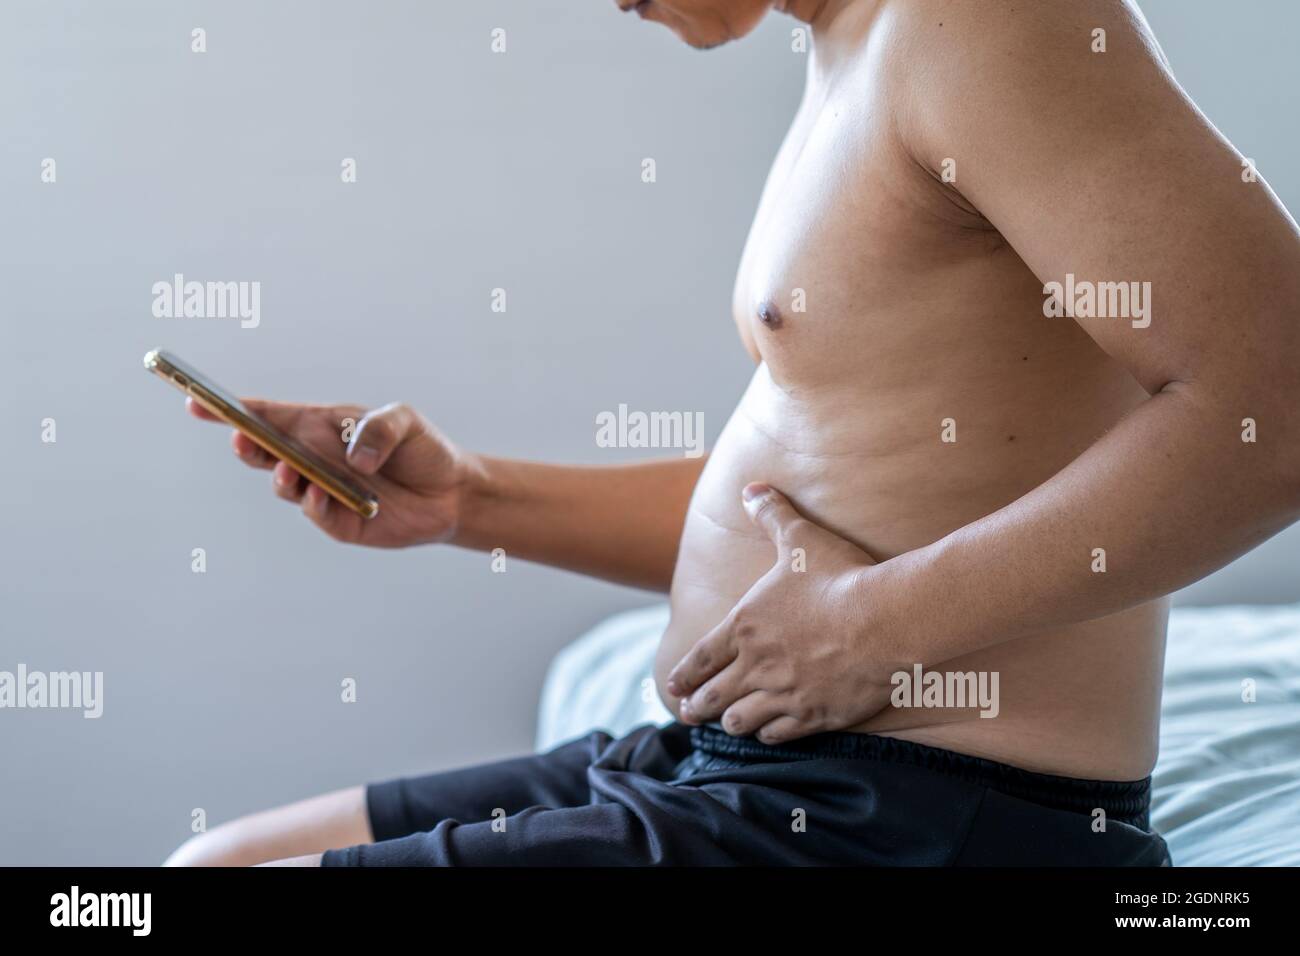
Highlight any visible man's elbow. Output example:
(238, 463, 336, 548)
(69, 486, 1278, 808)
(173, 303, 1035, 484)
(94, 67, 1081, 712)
(1246, 387, 1300, 515)
(1270, 441, 1300, 516)
(1186, 369, 1300, 515)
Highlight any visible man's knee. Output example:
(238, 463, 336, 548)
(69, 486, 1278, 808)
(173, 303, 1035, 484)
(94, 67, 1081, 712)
(163, 819, 268, 867)
(161, 786, 371, 866)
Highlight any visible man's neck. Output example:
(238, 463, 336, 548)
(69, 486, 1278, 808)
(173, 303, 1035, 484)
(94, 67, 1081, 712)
(778, 0, 881, 79)
(776, 0, 852, 29)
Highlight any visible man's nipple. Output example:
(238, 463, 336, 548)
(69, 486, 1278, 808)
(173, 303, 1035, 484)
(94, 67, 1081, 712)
(757, 301, 784, 331)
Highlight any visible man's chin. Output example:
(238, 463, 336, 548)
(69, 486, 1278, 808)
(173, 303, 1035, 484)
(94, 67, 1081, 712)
(682, 34, 730, 50)
(639, 6, 732, 50)
(668, 23, 733, 50)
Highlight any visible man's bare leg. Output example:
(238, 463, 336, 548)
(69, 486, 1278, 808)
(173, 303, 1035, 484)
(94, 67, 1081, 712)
(258, 853, 324, 866)
(163, 786, 370, 867)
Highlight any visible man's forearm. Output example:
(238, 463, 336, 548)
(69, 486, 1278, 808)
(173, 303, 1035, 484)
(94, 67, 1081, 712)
(452, 454, 706, 591)
(876, 382, 1300, 666)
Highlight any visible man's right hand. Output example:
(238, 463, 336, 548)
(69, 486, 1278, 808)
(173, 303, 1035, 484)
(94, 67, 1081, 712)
(188, 397, 479, 549)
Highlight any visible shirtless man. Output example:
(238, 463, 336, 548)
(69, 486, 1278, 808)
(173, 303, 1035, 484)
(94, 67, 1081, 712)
(166, 0, 1300, 866)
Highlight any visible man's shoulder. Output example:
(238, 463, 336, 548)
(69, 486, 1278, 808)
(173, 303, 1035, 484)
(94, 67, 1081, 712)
(879, 0, 1147, 48)
(879, 0, 1160, 85)
(876, 0, 1172, 170)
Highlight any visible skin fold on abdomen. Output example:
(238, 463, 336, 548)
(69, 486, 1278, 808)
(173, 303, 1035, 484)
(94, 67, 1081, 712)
(656, 362, 1169, 780)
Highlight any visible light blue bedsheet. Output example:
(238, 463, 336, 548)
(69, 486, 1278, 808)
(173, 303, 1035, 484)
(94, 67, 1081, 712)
(538, 603, 1300, 866)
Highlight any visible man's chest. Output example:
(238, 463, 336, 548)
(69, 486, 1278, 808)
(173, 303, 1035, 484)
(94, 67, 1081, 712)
(730, 85, 1005, 374)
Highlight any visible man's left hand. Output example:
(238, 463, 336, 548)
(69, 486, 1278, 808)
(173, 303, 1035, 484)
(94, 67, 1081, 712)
(665, 483, 901, 744)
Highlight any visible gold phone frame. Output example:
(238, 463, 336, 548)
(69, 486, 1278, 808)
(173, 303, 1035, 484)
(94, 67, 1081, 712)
(144, 349, 379, 519)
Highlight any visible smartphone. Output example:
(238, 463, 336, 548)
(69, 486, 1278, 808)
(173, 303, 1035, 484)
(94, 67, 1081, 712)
(144, 349, 379, 519)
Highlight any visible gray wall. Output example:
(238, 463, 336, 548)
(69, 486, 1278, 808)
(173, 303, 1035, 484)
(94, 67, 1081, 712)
(1, 0, 1295, 865)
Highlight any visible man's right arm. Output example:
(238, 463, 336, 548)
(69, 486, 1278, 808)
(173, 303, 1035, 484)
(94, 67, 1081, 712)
(189, 396, 703, 593)
(454, 455, 706, 592)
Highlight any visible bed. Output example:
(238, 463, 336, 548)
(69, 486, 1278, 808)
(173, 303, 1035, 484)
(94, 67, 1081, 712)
(537, 603, 1300, 865)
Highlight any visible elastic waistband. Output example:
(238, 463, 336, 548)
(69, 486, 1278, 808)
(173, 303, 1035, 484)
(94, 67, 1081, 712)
(689, 725, 1152, 829)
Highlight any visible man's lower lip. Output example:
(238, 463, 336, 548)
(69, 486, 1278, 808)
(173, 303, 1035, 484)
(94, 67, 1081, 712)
(634, 0, 651, 14)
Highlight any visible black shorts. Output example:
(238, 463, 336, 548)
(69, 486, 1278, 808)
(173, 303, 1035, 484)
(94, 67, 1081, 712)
(321, 723, 1170, 866)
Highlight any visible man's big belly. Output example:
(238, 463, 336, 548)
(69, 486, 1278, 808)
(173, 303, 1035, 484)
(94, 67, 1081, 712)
(656, 365, 1169, 781)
